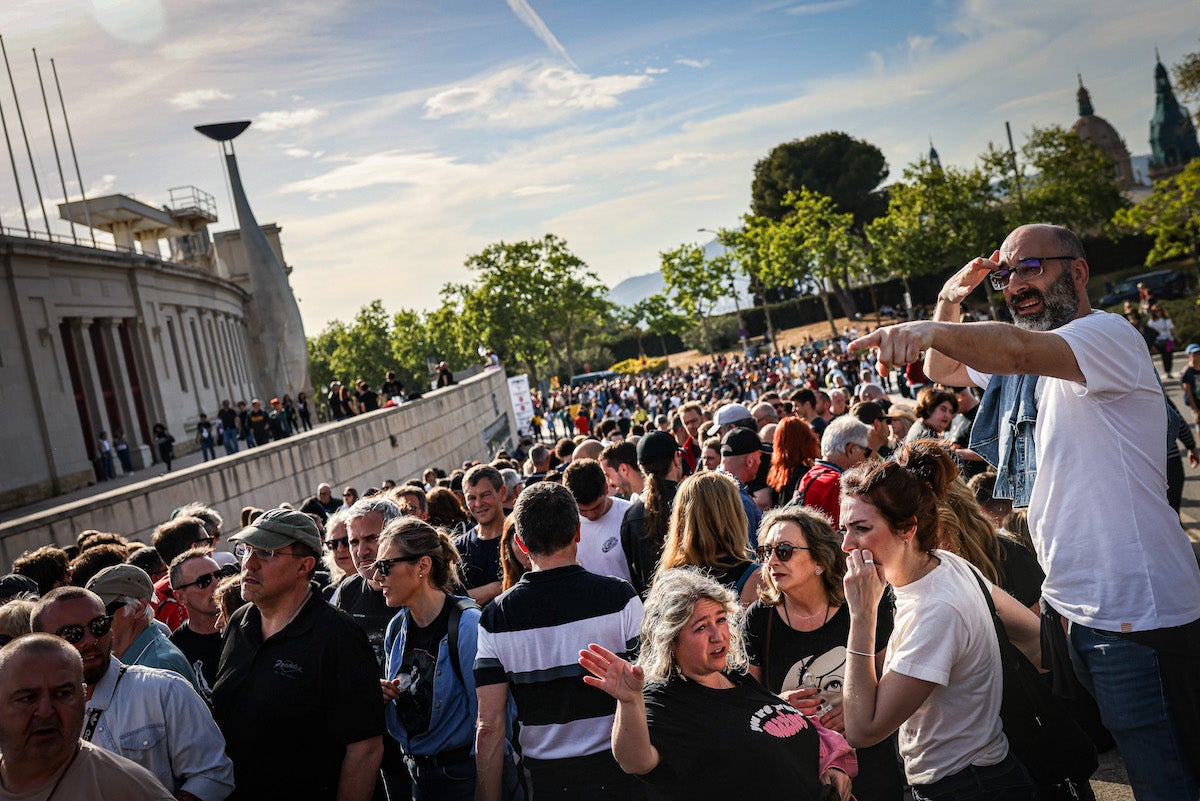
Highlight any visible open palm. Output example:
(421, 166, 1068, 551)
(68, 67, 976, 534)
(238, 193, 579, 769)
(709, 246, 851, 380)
(579, 643, 644, 703)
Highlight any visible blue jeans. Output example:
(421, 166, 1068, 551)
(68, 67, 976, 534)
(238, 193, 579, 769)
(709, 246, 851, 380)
(910, 752, 1036, 801)
(1068, 622, 1199, 801)
(222, 428, 239, 455)
(406, 749, 523, 801)
(200, 439, 217, 461)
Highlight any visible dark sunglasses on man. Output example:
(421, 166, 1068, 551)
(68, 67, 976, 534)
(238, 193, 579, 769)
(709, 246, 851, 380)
(54, 614, 114, 645)
(175, 564, 239, 591)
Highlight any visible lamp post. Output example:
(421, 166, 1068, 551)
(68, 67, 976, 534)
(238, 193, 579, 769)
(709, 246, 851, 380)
(698, 227, 747, 351)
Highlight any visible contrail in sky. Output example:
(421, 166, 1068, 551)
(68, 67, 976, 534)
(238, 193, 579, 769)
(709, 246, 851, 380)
(505, 0, 579, 69)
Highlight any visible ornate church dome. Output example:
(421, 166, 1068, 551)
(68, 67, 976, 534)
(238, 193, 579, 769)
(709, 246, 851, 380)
(1071, 75, 1134, 186)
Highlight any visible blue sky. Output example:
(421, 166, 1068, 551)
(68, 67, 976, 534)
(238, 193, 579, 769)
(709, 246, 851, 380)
(0, 0, 1197, 333)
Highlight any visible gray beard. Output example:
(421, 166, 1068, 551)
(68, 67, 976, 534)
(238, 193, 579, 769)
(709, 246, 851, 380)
(1008, 267, 1079, 331)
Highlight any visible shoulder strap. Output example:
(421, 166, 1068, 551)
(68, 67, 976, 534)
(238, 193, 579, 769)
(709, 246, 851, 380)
(734, 562, 759, 594)
(448, 597, 481, 689)
(82, 666, 128, 742)
(793, 467, 825, 508)
(764, 608, 774, 691)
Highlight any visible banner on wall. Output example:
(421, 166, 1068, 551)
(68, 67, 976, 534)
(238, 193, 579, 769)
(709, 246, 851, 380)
(507, 375, 534, 438)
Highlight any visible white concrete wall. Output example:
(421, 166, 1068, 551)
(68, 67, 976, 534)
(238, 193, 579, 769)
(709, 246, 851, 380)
(0, 369, 517, 565)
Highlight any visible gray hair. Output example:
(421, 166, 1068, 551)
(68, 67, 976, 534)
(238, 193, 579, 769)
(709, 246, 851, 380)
(500, 468, 522, 493)
(858, 382, 886, 400)
(636, 566, 748, 685)
(117, 595, 155, 627)
(175, 502, 223, 534)
(345, 497, 403, 525)
(821, 415, 871, 458)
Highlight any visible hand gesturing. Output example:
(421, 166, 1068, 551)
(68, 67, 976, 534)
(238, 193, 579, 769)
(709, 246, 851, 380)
(579, 643, 645, 703)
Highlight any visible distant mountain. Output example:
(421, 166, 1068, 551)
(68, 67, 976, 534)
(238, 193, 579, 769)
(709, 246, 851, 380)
(606, 237, 753, 315)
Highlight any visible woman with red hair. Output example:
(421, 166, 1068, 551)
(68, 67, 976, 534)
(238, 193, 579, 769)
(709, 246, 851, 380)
(767, 417, 822, 506)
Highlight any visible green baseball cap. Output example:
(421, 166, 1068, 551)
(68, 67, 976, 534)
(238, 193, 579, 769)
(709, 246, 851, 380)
(229, 508, 322, 553)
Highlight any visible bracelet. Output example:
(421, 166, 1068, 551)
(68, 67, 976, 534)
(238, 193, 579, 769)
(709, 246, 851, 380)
(846, 648, 874, 658)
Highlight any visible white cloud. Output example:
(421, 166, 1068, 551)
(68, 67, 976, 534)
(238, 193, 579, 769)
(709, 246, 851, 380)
(505, 0, 578, 68)
(280, 150, 475, 195)
(256, 108, 325, 132)
(423, 63, 653, 126)
(785, 0, 860, 16)
(651, 152, 718, 171)
(645, 67, 669, 75)
(512, 184, 575, 197)
(284, 148, 312, 158)
(167, 88, 232, 110)
(675, 58, 710, 69)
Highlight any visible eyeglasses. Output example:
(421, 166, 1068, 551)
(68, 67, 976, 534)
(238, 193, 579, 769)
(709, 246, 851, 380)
(54, 615, 113, 645)
(234, 543, 303, 562)
(193, 535, 217, 545)
(988, 256, 1074, 290)
(370, 555, 422, 578)
(172, 573, 222, 592)
(324, 536, 350, 551)
(0, 633, 12, 648)
(104, 600, 126, 617)
(754, 543, 812, 563)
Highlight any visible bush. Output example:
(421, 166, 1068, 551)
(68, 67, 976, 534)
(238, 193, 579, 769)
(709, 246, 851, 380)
(610, 356, 669, 375)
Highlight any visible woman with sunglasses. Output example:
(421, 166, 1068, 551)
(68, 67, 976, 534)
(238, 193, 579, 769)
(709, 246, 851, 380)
(373, 516, 522, 800)
(745, 506, 903, 801)
(840, 441, 1042, 801)
(320, 511, 355, 597)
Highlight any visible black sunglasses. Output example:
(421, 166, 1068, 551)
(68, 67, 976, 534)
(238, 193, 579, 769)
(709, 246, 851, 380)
(371, 554, 422, 578)
(175, 571, 215, 591)
(55, 615, 113, 645)
(324, 536, 350, 551)
(754, 543, 812, 563)
(104, 599, 126, 617)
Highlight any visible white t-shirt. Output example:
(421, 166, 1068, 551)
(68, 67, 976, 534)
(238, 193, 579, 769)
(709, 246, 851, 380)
(577, 496, 632, 581)
(967, 311, 1200, 631)
(886, 550, 1007, 786)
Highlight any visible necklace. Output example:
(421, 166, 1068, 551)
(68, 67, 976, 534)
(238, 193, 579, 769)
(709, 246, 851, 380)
(782, 597, 832, 630)
(1, 743, 79, 801)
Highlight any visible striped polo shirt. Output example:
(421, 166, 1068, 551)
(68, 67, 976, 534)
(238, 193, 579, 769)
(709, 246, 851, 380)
(474, 564, 642, 780)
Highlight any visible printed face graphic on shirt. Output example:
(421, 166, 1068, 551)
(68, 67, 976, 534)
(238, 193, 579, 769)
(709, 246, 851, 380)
(780, 647, 846, 709)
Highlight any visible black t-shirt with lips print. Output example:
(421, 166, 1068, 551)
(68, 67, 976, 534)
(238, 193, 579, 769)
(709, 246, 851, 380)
(640, 670, 822, 800)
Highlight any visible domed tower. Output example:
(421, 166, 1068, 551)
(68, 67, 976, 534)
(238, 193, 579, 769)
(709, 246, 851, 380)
(1071, 75, 1134, 186)
(1149, 52, 1200, 181)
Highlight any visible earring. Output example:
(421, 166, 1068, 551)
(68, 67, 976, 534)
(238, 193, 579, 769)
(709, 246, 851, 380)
(814, 567, 823, 575)
(418, 572, 424, 578)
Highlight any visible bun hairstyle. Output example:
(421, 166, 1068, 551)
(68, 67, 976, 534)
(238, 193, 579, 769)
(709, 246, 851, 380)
(840, 439, 959, 552)
(378, 516, 462, 593)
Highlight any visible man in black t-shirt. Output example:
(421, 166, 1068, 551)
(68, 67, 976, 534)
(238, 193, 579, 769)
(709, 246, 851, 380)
(217, 400, 240, 455)
(167, 549, 227, 700)
(380, 371, 404, 403)
(356, 380, 379, 413)
(333, 497, 401, 671)
(246, 399, 271, 445)
(454, 465, 508, 605)
(213, 509, 384, 801)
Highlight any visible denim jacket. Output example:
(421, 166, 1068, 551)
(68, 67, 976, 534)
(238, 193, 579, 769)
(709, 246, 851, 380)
(384, 598, 513, 756)
(968, 373, 1040, 509)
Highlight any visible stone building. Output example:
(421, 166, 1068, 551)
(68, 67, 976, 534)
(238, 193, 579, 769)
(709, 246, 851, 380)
(1, 182, 305, 512)
(1148, 53, 1200, 181)
(1072, 75, 1135, 186)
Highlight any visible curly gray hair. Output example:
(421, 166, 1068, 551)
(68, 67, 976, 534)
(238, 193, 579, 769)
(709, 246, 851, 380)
(637, 566, 748, 684)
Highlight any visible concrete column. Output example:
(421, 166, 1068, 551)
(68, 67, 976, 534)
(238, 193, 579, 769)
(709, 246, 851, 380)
(99, 319, 153, 470)
(176, 305, 205, 413)
(123, 317, 162, 468)
(69, 318, 109, 447)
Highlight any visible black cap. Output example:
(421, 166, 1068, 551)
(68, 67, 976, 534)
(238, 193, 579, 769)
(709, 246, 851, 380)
(721, 427, 762, 457)
(0, 573, 39, 599)
(637, 431, 678, 466)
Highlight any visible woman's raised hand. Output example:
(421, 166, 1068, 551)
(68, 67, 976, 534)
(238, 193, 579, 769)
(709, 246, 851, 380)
(579, 643, 644, 703)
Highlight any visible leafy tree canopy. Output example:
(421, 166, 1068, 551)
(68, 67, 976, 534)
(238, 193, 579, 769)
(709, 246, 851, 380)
(751, 131, 889, 227)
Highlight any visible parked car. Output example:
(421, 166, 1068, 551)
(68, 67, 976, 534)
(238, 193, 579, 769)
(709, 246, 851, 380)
(1098, 269, 1187, 307)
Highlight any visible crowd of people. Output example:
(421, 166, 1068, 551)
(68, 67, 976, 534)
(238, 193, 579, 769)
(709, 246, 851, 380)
(0, 223, 1197, 801)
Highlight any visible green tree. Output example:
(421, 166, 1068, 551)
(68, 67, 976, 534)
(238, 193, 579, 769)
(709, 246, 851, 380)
(1173, 42, 1200, 124)
(307, 300, 395, 389)
(1114, 157, 1200, 277)
(454, 234, 610, 383)
(751, 132, 889, 317)
(866, 156, 1006, 315)
(718, 220, 783, 350)
(1012, 125, 1128, 233)
(660, 243, 727, 354)
(764, 188, 859, 337)
(640, 292, 688, 357)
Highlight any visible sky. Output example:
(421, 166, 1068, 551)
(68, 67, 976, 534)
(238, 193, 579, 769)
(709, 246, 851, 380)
(0, 0, 1196, 334)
